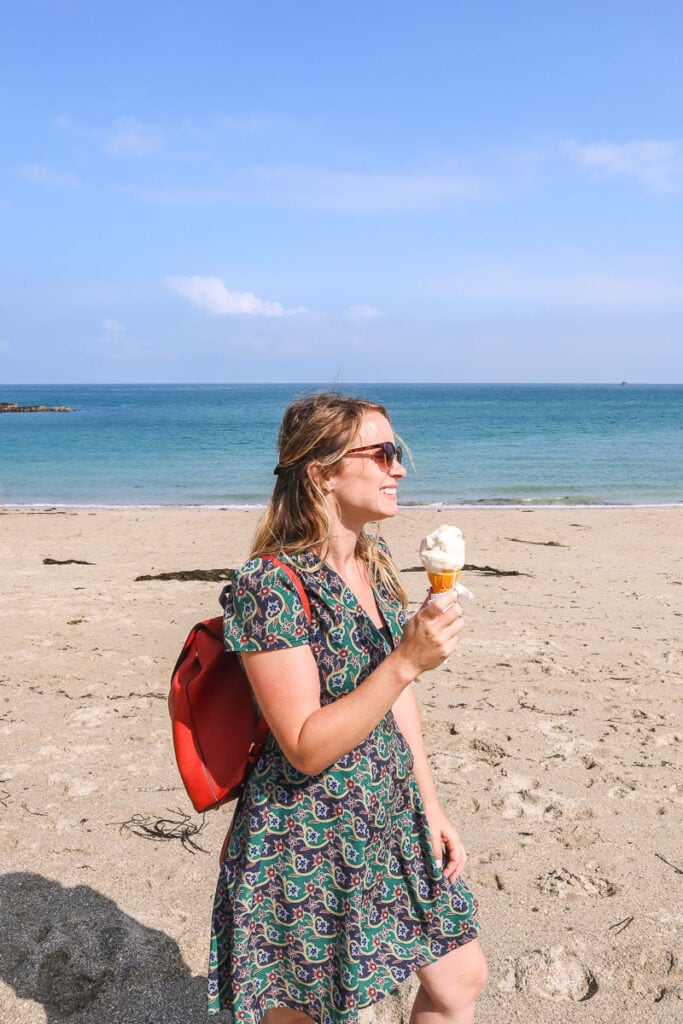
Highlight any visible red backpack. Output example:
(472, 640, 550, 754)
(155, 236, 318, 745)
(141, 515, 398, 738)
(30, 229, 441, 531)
(168, 559, 310, 812)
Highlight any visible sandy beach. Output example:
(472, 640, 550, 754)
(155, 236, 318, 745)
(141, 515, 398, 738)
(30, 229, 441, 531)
(0, 505, 681, 1023)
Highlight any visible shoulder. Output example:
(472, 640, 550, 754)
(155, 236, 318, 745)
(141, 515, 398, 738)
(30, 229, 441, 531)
(224, 556, 311, 652)
(233, 555, 307, 606)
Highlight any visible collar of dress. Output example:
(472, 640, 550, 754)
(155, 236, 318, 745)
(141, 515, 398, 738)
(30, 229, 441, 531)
(279, 551, 402, 649)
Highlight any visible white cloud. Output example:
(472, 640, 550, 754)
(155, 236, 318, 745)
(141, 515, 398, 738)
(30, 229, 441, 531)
(566, 139, 683, 193)
(345, 305, 383, 321)
(164, 275, 306, 317)
(430, 262, 683, 312)
(115, 163, 493, 211)
(102, 117, 165, 157)
(16, 163, 83, 187)
(273, 167, 491, 211)
(101, 318, 125, 334)
(98, 318, 130, 348)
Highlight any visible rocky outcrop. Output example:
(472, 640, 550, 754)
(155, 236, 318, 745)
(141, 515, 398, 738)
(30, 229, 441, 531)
(0, 402, 73, 413)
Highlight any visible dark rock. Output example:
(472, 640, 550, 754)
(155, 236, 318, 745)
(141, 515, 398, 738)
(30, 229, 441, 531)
(0, 401, 73, 413)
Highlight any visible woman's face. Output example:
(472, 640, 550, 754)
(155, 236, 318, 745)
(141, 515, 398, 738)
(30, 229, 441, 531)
(326, 411, 407, 531)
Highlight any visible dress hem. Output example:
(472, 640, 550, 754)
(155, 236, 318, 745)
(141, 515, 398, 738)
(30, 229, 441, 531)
(208, 922, 480, 1022)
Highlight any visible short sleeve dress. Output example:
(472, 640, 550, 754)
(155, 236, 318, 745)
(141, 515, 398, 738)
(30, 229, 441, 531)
(208, 551, 479, 1024)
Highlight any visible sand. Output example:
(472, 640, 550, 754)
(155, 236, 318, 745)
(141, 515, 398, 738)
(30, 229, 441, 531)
(0, 505, 681, 1022)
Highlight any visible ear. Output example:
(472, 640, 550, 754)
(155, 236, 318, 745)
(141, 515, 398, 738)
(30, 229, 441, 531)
(307, 462, 334, 492)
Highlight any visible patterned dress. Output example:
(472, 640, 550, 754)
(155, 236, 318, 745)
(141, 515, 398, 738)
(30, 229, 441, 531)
(208, 552, 479, 1023)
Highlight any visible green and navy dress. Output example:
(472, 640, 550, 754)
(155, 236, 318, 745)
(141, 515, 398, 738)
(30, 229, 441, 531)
(208, 551, 479, 1023)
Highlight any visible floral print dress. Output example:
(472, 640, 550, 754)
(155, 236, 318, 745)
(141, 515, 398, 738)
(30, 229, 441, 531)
(208, 552, 479, 1023)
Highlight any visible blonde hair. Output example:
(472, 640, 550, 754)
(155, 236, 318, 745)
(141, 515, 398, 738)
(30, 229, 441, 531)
(251, 391, 408, 606)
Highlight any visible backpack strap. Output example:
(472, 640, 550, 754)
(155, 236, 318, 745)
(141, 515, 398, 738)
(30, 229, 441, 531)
(239, 554, 311, 757)
(218, 557, 311, 622)
(268, 556, 312, 624)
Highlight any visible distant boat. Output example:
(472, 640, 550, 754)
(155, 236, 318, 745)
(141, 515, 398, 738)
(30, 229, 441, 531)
(620, 381, 629, 386)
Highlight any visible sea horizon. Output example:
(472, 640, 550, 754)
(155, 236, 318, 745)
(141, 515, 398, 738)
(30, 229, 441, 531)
(4, 501, 682, 511)
(1, 383, 681, 507)
(3, 380, 681, 386)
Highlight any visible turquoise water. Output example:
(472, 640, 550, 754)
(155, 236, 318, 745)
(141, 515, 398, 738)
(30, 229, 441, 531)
(0, 384, 681, 506)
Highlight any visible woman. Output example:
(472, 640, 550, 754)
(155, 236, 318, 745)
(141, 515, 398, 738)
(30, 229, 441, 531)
(209, 393, 486, 1024)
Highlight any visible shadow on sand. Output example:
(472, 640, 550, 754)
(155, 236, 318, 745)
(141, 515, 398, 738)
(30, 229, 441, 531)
(0, 872, 214, 1023)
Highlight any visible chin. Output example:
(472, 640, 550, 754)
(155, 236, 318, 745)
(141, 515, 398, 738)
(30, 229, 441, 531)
(378, 499, 399, 518)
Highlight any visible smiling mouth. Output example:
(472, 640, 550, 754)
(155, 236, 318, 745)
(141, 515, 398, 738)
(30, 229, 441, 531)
(380, 487, 397, 495)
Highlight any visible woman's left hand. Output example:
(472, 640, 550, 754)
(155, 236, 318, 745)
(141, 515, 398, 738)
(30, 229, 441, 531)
(426, 804, 467, 882)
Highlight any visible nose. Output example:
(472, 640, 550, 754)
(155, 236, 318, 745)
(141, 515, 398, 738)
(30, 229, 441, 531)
(390, 458, 407, 479)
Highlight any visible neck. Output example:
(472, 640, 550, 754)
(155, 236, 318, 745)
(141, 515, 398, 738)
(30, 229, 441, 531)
(326, 523, 360, 573)
(325, 522, 381, 624)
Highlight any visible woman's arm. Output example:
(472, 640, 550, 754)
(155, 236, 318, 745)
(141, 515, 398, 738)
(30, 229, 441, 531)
(241, 593, 463, 777)
(392, 684, 468, 881)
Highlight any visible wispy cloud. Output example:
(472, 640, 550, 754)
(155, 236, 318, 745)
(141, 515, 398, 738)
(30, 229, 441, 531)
(101, 117, 166, 158)
(101, 318, 125, 334)
(116, 163, 494, 212)
(56, 111, 276, 159)
(565, 139, 683, 193)
(430, 262, 683, 311)
(52, 112, 494, 209)
(164, 275, 306, 317)
(345, 305, 383, 321)
(219, 113, 279, 133)
(16, 163, 83, 188)
(98, 317, 131, 349)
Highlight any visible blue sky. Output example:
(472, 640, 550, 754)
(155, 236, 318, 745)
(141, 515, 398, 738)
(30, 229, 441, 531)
(1, 0, 682, 383)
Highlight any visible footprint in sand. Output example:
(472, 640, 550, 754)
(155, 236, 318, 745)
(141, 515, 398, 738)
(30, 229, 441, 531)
(535, 866, 617, 898)
(536, 720, 599, 766)
(68, 706, 108, 728)
(654, 730, 681, 749)
(429, 749, 468, 780)
(468, 842, 525, 892)
(489, 771, 592, 822)
(468, 737, 508, 766)
(551, 823, 604, 849)
(443, 791, 480, 816)
(627, 946, 682, 1003)
(47, 771, 99, 797)
(597, 769, 639, 801)
(442, 722, 512, 772)
(499, 944, 598, 1001)
(467, 862, 509, 892)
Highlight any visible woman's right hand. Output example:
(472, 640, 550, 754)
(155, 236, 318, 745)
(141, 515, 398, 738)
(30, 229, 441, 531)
(392, 593, 465, 678)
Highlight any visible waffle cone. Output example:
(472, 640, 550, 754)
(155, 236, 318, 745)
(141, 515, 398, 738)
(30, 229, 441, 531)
(427, 568, 461, 593)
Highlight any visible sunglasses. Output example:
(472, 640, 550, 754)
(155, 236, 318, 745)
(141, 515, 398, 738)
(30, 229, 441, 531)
(345, 441, 404, 470)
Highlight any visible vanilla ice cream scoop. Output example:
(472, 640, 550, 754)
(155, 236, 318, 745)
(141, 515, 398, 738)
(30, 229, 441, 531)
(419, 524, 465, 593)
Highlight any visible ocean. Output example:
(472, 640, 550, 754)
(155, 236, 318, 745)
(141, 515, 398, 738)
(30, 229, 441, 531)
(0, 383, 681, 506)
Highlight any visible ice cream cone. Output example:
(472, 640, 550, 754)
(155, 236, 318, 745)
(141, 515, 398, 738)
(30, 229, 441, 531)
(427, 568, 461, 593)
